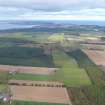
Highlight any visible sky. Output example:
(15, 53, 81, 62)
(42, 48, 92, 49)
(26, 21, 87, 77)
(0, 0, 105, 20)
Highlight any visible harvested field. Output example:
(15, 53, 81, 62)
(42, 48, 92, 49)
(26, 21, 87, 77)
(9, 80, 64, 87)
(0, 65, 57, 75)
(83, 50, 105, 66)
(85, 40, 105, 45)
(81, 44, 105, 50)
(10, 85, 71, 104)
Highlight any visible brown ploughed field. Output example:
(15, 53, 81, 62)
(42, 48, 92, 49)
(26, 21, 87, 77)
(83, 49, 105, 66)
(0, 65, 57, 75)
(10, 85, 70, 104)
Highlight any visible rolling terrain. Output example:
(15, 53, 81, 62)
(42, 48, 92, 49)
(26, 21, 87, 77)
(0, 23, 105, 105)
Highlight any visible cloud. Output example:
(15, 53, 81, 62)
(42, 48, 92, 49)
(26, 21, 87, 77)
(0, 0, 105, 20)
(0, 0, 105, 11)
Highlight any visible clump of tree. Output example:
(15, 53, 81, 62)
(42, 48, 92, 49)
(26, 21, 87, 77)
(101, 37, 105, 41)
(61, 40, 80, 52)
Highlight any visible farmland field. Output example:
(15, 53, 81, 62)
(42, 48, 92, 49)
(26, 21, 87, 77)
(0, 46, 54, 67)
(10, 86, 70, 104)
(9, 73, 54, 81)
(11, 100, 69, 105)
(48, 34, 65, 42)
(83, 49, 105, 66)
(0, 72, 8, 93)
(0, 72, 8, 83)
(0, 65, 56, 75)
(52, 50, 91, 87)
(0, 84, 8, 92)
(0, 32, 51, 43)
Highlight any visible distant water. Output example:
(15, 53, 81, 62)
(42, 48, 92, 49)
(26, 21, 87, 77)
(53, 20, 105, 26)
(0, 21, 34, 30)
(0, 20, 105, 30)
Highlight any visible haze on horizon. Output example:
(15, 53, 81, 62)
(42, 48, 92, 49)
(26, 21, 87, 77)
(0, 0, 105, 21)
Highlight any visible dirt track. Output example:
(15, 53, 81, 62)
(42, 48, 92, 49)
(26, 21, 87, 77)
(83, 50, 105, 66)
(0, 65, 57, 75)
(10, 85, 71, 104)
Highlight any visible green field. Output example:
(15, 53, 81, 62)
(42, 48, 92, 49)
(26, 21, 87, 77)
(0, 84, 8, 92)
(9, 73, 54, 81)
(0, 72, 8, 92)
(48, 34, 65, 42)
(0, 32, 51, 43)
(52, 50, 91, 87)
(11, 100, 68, 105)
